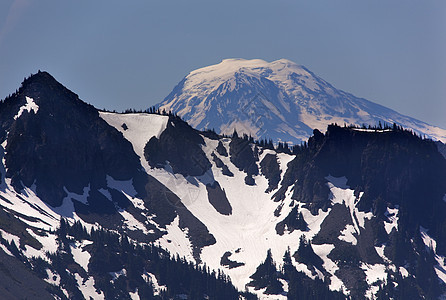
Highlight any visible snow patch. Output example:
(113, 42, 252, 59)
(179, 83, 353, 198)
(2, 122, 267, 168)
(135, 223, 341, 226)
(44, 270, 65, 295)
(384, 206, 399, 234)
(361, 263, 387, 284)
(278, 278, 289, 294)
(146, 136, 325, 295)
(75, 273, 104, 300)
(338, 224, 357, 245)
(98, 188, 112, 201)
(119, 210, 150, 234)
(361, 263, 387, 299)
(156, 216, 194, 262)
(106, 175, 137, 198)
(0, 229, 20, 246)
(352, 128, 393, 133)
(276, 152, 295, 182)
(420, 226, 437, 251)
(23, 243, 46, 259)
(27, 229, 58, 255)
(0, 183, 60, 231)
(0, 243, 13, 256)
(71, 240, 92, 272)
(246, 286, 287, 300)
(128, 196, 146, 210)
(420, 227, 446, 285)
(312, 244, 348, 294)
(375, 245, 390, 263)
(14, 96, 39, 120)
(294, 262, 317, 279)
(129, 290, 140, 300)
(109, 268, 127, 281)
(146, 272, 167, 296)
(45, 269, 61, 285)
(21, 229, 58, 261)
(63, 185, 90, 205)
(99, 112, 168, 171)
(399, 266, 409, 278)
(326, 175, 373, 234)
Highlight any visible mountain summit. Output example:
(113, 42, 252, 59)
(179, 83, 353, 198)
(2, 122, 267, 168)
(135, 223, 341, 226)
(158, 58, 446, 144)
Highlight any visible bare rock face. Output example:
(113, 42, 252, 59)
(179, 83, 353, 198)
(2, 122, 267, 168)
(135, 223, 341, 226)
(144, 115, 211, 177)
(206, 181, 232, 215)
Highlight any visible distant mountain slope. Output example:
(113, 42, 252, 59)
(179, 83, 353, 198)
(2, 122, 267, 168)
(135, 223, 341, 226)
(158, 58, 446, 144)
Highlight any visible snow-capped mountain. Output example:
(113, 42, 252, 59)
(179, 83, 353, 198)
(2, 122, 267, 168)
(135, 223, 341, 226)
(158, 58, 446, 144)
(1, 72, 446, 299)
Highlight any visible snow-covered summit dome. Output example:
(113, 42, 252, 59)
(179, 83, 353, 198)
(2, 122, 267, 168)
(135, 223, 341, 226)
(158, 58, 446, 144)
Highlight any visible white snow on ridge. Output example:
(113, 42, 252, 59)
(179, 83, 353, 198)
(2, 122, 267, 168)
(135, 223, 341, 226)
(375, 245, 390, 263)
(420, 226, 437, 251)
(338, 224, 357, 245)
(399, 266, 409, 278)
(0, 166, 97, 235)
(110, 269, 127, 281)
(99, 112, 168, 171)
(64, 185, 90, 205)
(420, 227, 446, 285)
(25, 228, 58, 257)
(361, 263, 387, 299)
(119, 210, 151, 234)
(0, 229, 20, 246)
(71, 240, 93, 272)
(129, 290, 140, 300)
(0, 182, 60, 231)
(312, 244, 347, 294)
(384, 206, 399, 234)
(276, 152, 295, 182)
(106, 175, 137, 198)
(75, 273, 104, 300)
(145, 272, 167, 296)
(156, 216, 194, 262)
(352, 128, 393, 133)
(14, 96, 39, 120)
(45, 269, 61, 286)
(0, 149, 99, 263)
(129, 289, 140, 300)
(0, 244, 13, 256)
(326, 175, 373, 234)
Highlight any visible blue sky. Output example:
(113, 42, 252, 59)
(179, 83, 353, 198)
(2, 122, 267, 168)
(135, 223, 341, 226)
(1, 0, 445, 128)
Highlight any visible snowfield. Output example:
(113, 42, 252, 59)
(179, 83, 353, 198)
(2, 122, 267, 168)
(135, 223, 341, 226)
(14, 96, 39, 120)
(100, 112, 169, 171)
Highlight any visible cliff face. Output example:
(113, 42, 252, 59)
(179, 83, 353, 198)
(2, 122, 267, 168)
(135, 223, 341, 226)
(274, 125, 446, 297)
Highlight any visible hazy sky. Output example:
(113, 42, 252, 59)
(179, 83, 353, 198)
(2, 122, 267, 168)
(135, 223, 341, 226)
(1, 0, 445, 128)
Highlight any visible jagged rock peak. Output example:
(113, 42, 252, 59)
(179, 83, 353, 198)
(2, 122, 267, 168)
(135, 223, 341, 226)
(12, 70, 91, 108)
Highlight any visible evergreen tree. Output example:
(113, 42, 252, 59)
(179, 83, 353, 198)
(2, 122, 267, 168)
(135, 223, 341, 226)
(248, 249, 283, 295)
